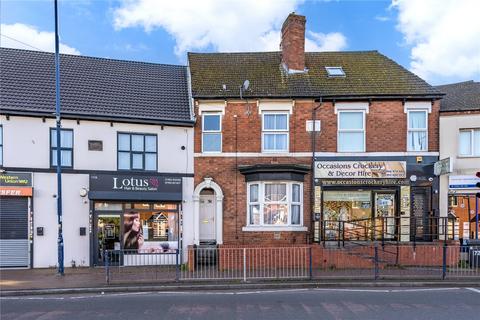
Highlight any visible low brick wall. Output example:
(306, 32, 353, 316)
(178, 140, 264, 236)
(186, 243, 461, 272)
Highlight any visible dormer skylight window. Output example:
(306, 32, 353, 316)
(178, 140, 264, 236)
(325, 67, 346, 77)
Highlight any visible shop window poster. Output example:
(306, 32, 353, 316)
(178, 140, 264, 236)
(123, 211, 178, 253)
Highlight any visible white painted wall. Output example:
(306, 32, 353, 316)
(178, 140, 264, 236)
(0, 115, 195, 268)
(439, 114, 480, 217)
(0, 116, 193, 173)
(33, 173, 90, 268)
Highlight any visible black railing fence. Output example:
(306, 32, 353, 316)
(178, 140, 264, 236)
(322, 216, 455, 246)
(104, 244, 480, 284)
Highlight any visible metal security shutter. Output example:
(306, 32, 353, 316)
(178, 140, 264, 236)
(0, 197, 29, 267)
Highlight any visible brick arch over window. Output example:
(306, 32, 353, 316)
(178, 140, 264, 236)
(193, 178, 224, 245)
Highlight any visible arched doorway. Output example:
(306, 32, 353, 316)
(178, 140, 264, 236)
(193, 178, 223, 245)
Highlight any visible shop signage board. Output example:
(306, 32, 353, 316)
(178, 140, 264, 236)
(320, 178, 409, 186)
(89, 174, 183, 201)
(315, 161, 406, 179)
(434, 157, 453, 176)
(0, 172, 33, 196)
(449, 175, 480, 189)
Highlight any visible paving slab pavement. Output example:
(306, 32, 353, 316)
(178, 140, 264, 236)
(1, 267, 479, 297)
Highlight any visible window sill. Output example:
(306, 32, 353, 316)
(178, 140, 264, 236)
(261, 150, 290, 154)
(242, 226, 308, 232)
(457, 155, 480, 159)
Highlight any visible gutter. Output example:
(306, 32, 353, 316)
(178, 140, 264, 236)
(0, 110, 196, 127)
(193, 94, 445, 101)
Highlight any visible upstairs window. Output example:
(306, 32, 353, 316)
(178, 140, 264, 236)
(338, 111, 365, 152)
(50, 128, 73, 168)
(407, 110, 428, 151)
(202, 113, 222, 153)
(262, 112, 289, 152)
(459, 128, 480, 157)
(118, 133, 157, 171)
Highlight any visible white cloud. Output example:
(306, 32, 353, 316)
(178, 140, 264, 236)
(112, 0, 347, 56)
(392, 0, 480, 82)
(375, 15, 390, 22)
(306, 31, 347, 51)
(0, 23, 80, 55)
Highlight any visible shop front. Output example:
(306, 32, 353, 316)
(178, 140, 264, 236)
(88, 173, 183, 266)
(313, 159, 440, 242)
(0, 172, 33, 268)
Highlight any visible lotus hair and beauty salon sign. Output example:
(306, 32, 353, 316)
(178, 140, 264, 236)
(88, 174, 183, 201)
(315, 161, 407, 179)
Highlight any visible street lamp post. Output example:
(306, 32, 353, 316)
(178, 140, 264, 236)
(54, 0, 64, 275)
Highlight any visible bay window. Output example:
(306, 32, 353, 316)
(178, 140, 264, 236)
(262, 112, 289, 152)
(459, 128, 480, 157)
(338, 111, 365, 152)
(247, 182, 302, 227)
(407, 110, 428, 151)
(202, 113, 222, 153)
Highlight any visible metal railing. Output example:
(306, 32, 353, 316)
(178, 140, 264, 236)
(322, 216, 455, 246)
(105, 249, 179, 284)
(181, 246, 311, 281)
(104, 244, 479, 283)
(446, 245, 480, 279)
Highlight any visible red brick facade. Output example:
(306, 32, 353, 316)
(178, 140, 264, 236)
(194, 100, 440, 154)
(194, 99, 440, 246)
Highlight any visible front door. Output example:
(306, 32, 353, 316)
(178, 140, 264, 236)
(96, 214, 121, 266)
(411, 187, 432, 241)
(199, 194, 216, 243)
(374, 192, 396, 240)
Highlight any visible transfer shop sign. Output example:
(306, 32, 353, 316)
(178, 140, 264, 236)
(0, 172, 33, 196)
(315, 161, 406, 179)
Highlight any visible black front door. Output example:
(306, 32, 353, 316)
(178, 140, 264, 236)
(411, 187, 432, 241)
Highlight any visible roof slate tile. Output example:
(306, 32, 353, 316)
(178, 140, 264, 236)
(1, 48, 192, 124)
(188, 51, 442, 99)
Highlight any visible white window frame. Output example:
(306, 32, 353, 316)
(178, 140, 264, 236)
(406, 109, 428, 152)
(337, 110, 366, 152)
(202, 112, 222, 153)
(246, 181, 303, 227)
(262, 112, 289, 153)
(458, 128, 480, 157)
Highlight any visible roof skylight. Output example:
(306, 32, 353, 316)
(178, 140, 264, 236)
(325, 67, 346, 77)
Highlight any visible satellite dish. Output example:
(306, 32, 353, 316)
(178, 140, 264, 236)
(243, 80, 250, 91)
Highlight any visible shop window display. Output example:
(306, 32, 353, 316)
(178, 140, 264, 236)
(323, 191, 372, 240)
(123, 211, 178, 253)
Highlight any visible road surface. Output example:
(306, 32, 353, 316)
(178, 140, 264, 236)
(2, 287, 480, 319)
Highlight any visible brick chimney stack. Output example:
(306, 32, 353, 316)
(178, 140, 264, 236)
(280, 13, 306, 73)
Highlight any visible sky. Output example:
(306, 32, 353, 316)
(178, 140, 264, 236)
(1, 0, 479, 86)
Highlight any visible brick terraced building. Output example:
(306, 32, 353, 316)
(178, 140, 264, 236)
(188, 13, 446, 247)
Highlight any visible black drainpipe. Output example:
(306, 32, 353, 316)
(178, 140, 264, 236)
(310, 97, 322, 244)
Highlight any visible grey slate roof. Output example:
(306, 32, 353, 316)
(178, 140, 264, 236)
(435, 81, 480, 112)
(0, 47, 193, 125)
(188, 51, 443, 99)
